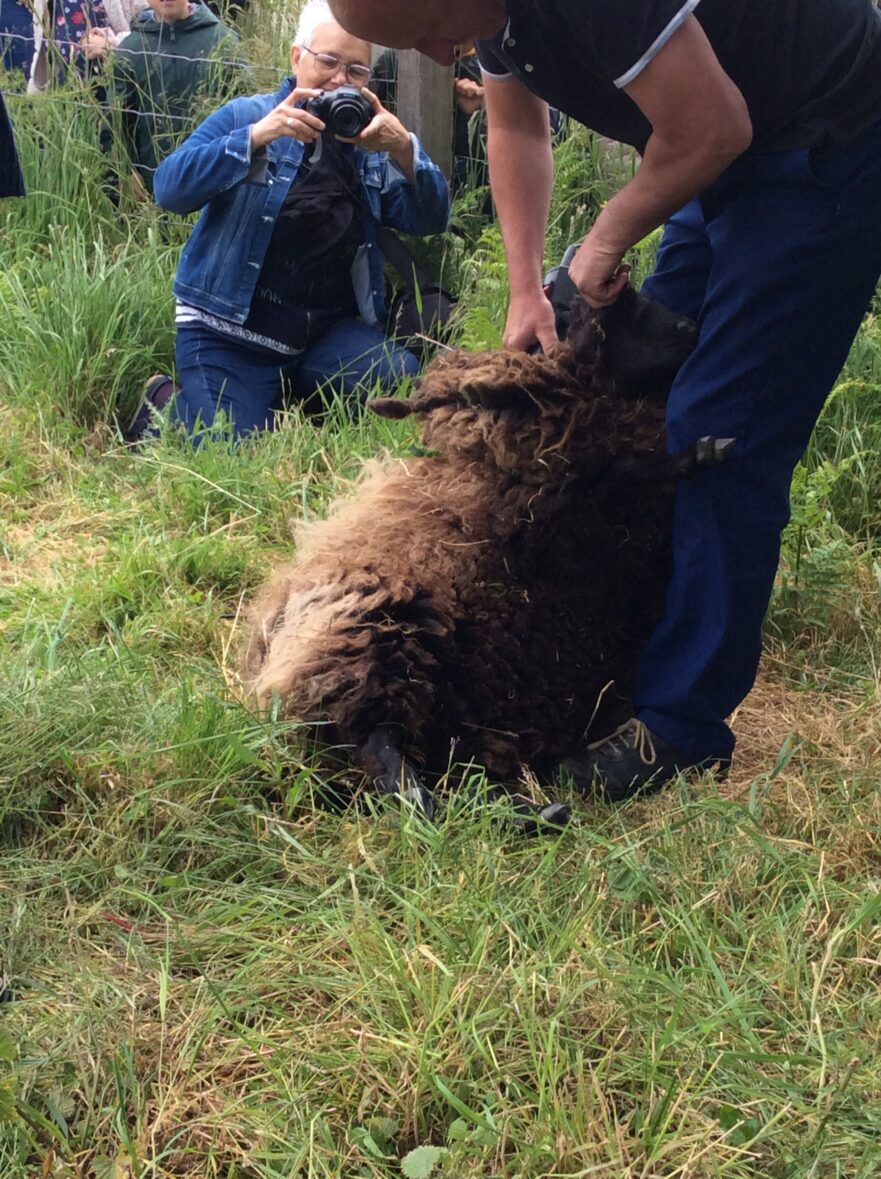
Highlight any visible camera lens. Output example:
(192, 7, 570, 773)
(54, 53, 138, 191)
(332, 101, 369, 137)
(302, 87, 372, 138)
(324, 86, 372, 138)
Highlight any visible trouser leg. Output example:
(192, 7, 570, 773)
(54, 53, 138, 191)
(286, 318, 420, 409)
(641, 199, 712, 322)
(173, 326, 292, 441)
(634, 123, 881, 762)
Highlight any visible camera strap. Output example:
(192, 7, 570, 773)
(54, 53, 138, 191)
(316, 137, 439, 300)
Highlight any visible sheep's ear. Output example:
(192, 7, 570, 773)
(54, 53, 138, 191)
(367, 397, 413, 420)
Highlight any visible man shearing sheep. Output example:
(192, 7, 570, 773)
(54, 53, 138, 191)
(329, 0, 881, 798)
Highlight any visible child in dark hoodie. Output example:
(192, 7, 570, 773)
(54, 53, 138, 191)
(109, 0, 241, 193)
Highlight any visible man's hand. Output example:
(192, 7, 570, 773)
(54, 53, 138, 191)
(503, 290, 558, 353)
(454, 77, 485, 117)
(569, 238, 631, 308)
(342, 89, 415, 179)
(250, 87, 323, 150)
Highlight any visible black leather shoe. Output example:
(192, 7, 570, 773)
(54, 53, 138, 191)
(556, 718, 727, 803)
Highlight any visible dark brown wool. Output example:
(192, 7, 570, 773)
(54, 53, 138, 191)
(244, 304, 675, 783)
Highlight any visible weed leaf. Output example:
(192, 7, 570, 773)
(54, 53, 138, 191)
(401, 1144, 447, 1178)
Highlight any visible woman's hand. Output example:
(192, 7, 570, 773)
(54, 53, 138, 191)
(250, 87, 324, 151)
(83, 27, 115, 61)
(342, 90, 415, 179)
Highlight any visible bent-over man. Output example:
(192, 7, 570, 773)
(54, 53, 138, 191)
(330, 0, 881, 798)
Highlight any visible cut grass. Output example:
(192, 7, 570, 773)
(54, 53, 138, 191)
(2, 402, 879, 1179)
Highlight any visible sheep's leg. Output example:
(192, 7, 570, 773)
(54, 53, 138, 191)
(486, 788, 571, 837)
(358, 730, 569, 835)
(507, 795, 571, 837)
(359, 726, 437, 821)
(609, 435, 735, 483)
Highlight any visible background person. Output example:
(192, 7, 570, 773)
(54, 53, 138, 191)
(81, 0, 149, 65)
(372, 40, 561, 200)
(0, 86, 25, 196)
(1, 0, 38, 79)
(107, 0, 239, 195)
(132, 1, 449, 442)
(26, 0, 111, 87)
(330, 0, 881, 798)
(372, 41, 490, 193)
(25, 0, 144, 88)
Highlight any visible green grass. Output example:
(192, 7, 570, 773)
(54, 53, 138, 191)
(1, 55, 881, 1179)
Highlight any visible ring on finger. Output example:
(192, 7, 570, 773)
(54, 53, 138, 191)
(286, 117, 295, 128)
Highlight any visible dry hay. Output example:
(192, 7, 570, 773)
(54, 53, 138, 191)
(727, 656, 880, 792)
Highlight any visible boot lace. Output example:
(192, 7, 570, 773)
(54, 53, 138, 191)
(587, 718, 657, 767)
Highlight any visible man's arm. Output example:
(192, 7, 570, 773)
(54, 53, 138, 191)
(483, 73, 557, 352)
(570, 14, 752, 306)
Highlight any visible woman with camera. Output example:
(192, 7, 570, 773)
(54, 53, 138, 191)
(136, 0, 449, 442)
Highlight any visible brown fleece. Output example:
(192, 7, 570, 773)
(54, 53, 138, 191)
(244, 313, 673, 783)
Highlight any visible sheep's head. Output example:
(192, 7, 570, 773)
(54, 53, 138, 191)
(568, 286, 698, 399)
(369, 345, 665, 484)
(368, 285, 690, 481)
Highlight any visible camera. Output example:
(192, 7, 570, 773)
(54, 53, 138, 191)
(304, 85, 373, 139)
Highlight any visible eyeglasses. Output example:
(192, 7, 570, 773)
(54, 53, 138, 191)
(301, 46, 371, 83)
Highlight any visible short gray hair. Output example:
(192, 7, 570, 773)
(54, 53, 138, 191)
(293, 1, 338, 49)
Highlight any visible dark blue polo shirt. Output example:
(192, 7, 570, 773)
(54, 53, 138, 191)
(476, 0, 881, 152)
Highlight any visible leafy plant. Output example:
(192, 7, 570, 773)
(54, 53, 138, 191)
(401, 1145, 447, 1178)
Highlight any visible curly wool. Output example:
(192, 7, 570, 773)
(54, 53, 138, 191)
(244, 324, 673, 782)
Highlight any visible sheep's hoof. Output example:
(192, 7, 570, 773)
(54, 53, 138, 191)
(694, 435, 736, 467)
(360, 726, 437, 821)
(506, 795, 571, 837)
(375, 777, 437, 822)
(673, 435, 736, 477)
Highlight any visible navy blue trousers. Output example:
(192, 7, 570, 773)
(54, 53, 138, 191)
(173, 317, 420, 439)
(636, 119, 881, 763)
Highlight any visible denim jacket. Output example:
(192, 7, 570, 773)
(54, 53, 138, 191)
(153, 77, 451, 325)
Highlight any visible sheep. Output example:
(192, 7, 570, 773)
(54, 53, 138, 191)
(244, 290, 729, 828)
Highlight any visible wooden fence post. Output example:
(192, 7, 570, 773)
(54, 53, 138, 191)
(396, 50, 454, 180)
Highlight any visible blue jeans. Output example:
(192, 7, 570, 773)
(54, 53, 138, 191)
(635, 120, 881, 763)
(173, 317, 420, 439)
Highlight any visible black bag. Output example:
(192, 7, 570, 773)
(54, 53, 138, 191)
(375, 225, 457, 361)
(386, 284, 457, 361)
(274, 142, 362, 263)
